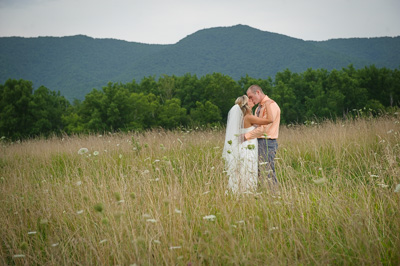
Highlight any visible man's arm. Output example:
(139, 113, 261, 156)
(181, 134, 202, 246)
(244, 100, 274, 140)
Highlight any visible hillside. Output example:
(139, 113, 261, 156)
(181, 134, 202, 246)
(0, 25, 399, 101)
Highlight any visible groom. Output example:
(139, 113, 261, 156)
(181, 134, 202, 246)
(244, 85, 281, 188)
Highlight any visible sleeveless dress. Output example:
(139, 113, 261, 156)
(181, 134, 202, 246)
(227, 126, 258, 193)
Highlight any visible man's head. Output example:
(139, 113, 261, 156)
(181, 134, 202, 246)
(246, 85, 265, 105)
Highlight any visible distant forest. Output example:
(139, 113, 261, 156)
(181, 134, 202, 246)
(1, 65, 399, 140)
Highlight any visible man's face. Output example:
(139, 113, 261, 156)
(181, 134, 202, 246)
(247, 90, 261, 104)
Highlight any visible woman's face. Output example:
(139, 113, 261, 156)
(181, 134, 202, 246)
(248, 98, 255, 109)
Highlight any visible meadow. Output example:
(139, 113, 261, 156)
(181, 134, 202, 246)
(1, 115, 399, 265)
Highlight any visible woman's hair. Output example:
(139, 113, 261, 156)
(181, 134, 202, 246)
(235, 95, 250, 116)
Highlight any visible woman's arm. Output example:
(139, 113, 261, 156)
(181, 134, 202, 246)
(247, 101, 274, 125)
(248, 114, 272, 125)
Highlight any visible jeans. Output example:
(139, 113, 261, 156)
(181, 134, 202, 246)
(258, 138, 278, 186)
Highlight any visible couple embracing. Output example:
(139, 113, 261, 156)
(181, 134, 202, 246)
(222, 85, 281, 194)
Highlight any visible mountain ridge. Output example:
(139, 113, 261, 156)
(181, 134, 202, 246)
(0, 24, 399, 101)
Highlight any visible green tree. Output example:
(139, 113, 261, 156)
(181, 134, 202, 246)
(190, 101, 222, 125)
(158, 98, 187, 129)
(30, 86, 69, 136)
(0, 79, 34, 139)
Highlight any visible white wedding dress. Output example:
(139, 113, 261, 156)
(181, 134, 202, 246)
(222, 104, 258, 194)
(227, 126, 258, 193)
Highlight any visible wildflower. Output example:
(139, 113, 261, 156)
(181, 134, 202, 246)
(146, 219, 157, 223)
(236, 220, 245, 224)
(99, 239, 107, 244)
(94, 203, 104, 213)
(370, 174, 379, 178)
(394, 184, 400, 193)
(153, 159, 160, 163)
(142, 214, 151, 218)
(203, 215, 216, 221)
(119, 154, 123, 159)
(78, 148, 88, 155)
(313, 177, 327, 184)
(202, 191, 210, 195)
(28, 231, 37, 235)
(114, 192, 122, 201)
(153, 240, 161, 244)
(93, 151, 99, 156)
(377, 183, 389, 188)
(142, 170, 150, 174)
(51, 243, 59, 247)
(13, 254, 25, 258)
(247, 144, 255, 150)
(269, 227, 279, 231)
(174, 208, 182, 214)
(76, 210, 84, 214)
(169, 246, 182, 250)
(19, 242, 28, 250)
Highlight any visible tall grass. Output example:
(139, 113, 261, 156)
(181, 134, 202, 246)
(1, 116, 399, 265)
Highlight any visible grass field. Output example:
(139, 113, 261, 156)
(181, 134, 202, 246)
(1, 116, 399, 265)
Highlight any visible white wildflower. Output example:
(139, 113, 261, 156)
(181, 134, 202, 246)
(203, 215, 216, 221)
(174, 208, 182, 214)
(142, 170, 150, 174)
(78, 148, 88, 155)
(169, 246, 182, 250)
(93, 151, 99, 156)
(153, 159, 160, 163)
(377, 183, 389, 188)
(370, 174, 379, 178)
(142, 214, 151, 218)
(28, 231, 37, 235)
(146, 219, 157, 223)
(202, 191, 210, 195)
(13, 254, 25, 258)
(269, 227, 279, 231)
(51, 243, 59, 247)
(76, 210, 84, 214)
(99, 239, 107, 244)
(313, 177, 327, 184)
(236, 220, 245, 224)
(153, 240, 161, 244)
(394, 184, 400, 193)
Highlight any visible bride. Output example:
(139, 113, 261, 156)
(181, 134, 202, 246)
(222, 95, 272, 193)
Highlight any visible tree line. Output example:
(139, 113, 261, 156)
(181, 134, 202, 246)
(1, 65, 399, 140)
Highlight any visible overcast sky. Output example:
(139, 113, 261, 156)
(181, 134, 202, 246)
(0, 0, 399, 44)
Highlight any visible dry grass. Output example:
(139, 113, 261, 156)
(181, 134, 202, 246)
(1, 116, 399, 265)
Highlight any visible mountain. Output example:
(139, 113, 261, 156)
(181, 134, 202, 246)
(0, 24, 399, 101)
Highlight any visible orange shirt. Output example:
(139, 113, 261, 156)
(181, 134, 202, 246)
(245, 95, 281, 140)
